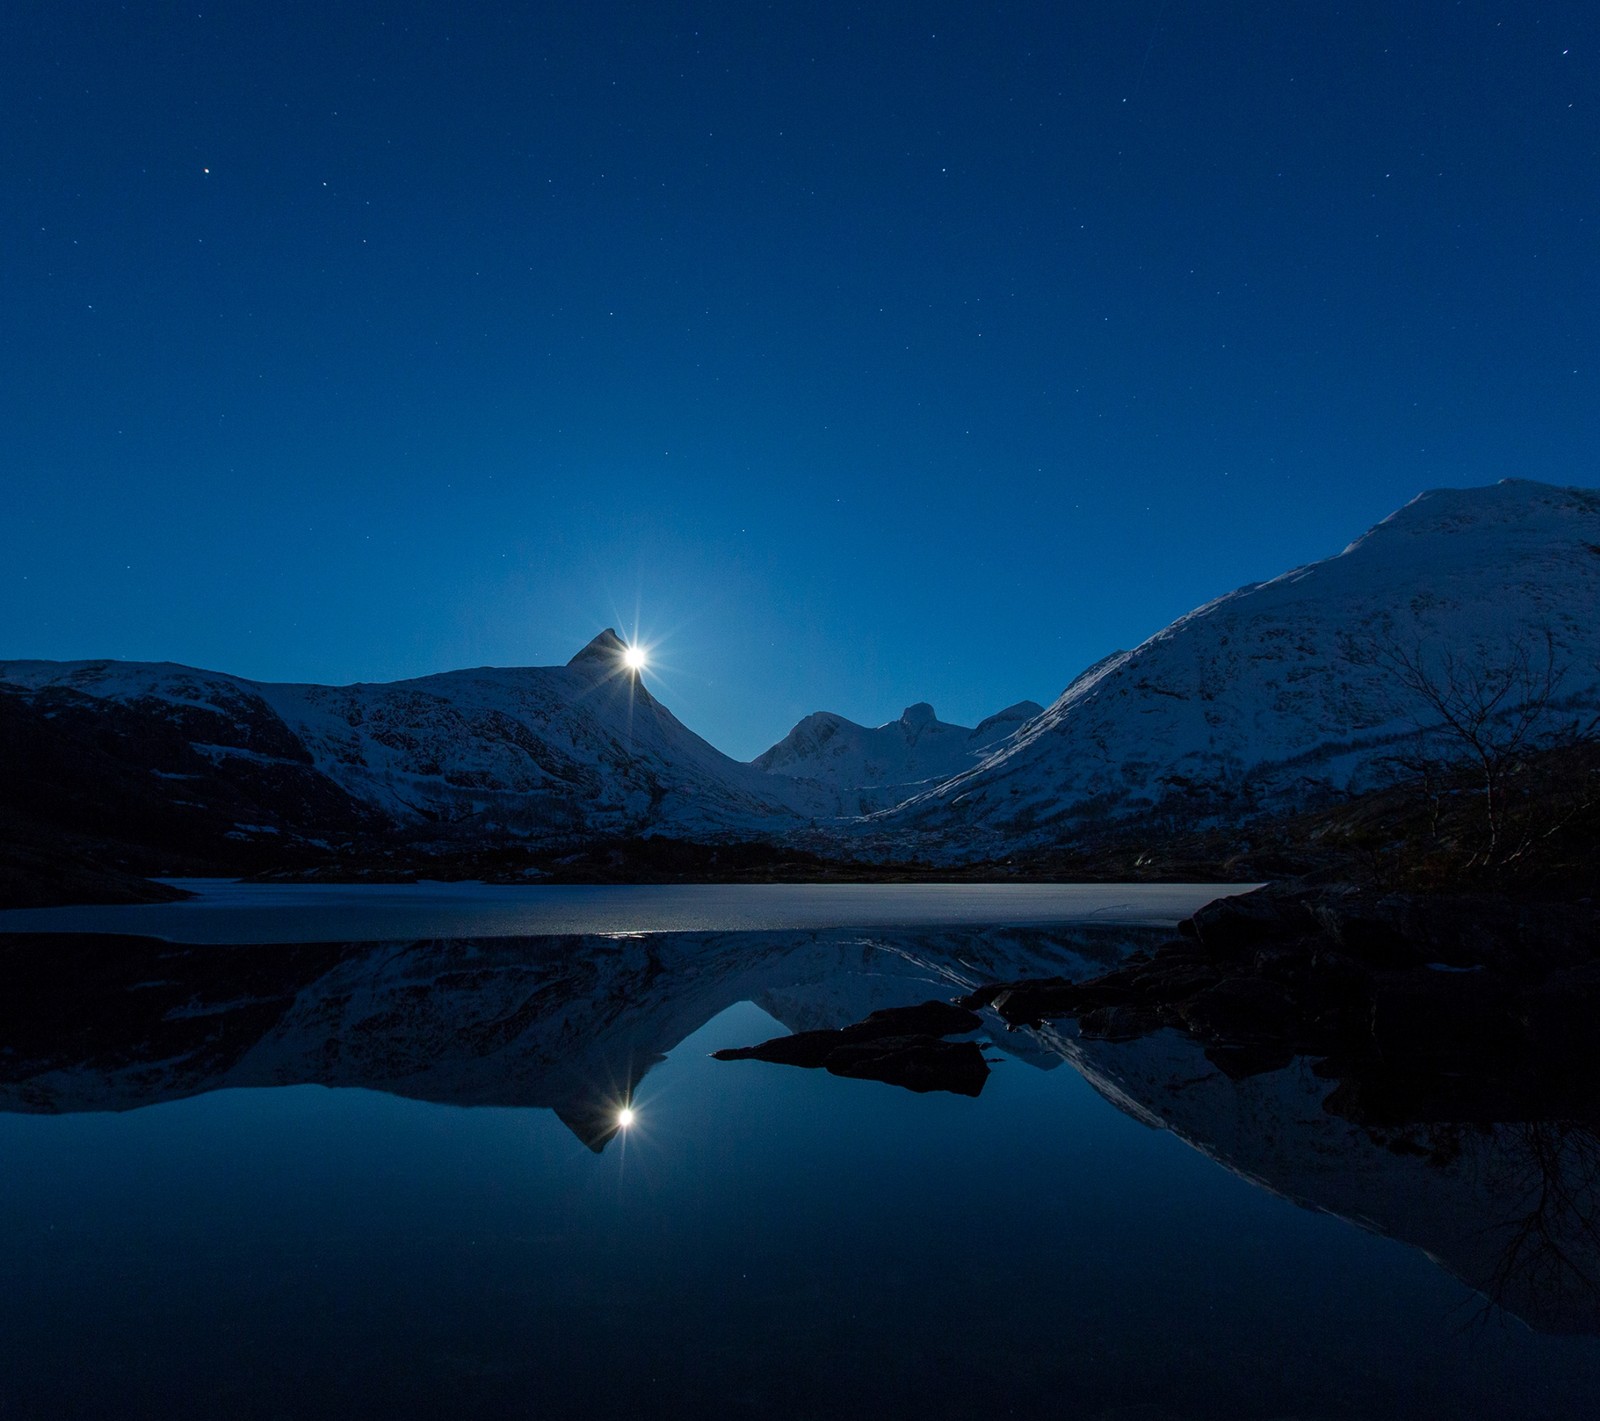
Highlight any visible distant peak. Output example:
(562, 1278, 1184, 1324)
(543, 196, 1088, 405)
(899, 702, 938, 729)
(801, 710, 845, 728)
(566, 629, 627, 669)
(1344, 479, 1595, 557)
(973, 700, 1045, 738)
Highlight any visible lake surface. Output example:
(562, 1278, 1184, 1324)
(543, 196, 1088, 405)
(0, 877, 1251, 942)
(2, 885, 1596, 1419)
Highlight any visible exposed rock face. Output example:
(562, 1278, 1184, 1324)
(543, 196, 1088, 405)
(0, 675, 388, 884)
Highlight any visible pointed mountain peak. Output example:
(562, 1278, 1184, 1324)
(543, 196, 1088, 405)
(567, 628, 628, 669)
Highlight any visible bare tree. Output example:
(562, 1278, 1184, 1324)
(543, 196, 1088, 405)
(1369, 629, 1576, 869)
(1477, 1121, 1600, 1332)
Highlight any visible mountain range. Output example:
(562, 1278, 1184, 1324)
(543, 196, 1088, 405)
(752, 698, 1044, 813)
(3, 479, 1598, 880)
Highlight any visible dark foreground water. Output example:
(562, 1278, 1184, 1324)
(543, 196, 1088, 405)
(2, 891, 1597, 1419)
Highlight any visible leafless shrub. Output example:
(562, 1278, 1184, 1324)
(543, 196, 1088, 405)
(1478, 1121, 1600, 1331)
(1356, 630, 1599, 877)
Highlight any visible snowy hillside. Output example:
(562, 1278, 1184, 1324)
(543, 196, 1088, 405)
(752, 698, 1043, 813)
(0, 629, 829, 846)
(880, 480, 1600, 852)
(5, 481, 1598, 868)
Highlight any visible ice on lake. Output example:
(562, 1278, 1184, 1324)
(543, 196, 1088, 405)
(0, 878, 1256, 943)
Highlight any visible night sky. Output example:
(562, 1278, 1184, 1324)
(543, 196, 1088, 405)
(5, 2, 1597, 759)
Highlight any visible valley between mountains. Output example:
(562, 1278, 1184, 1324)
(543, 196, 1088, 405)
(3, 479, 1598, 902)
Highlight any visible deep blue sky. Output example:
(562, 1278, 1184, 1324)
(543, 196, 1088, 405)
(5, 2, 1597, 759)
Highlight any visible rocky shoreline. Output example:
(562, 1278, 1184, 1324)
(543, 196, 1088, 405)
(958, 884, 1600, 1128)
(708, 882, 1600, 1126)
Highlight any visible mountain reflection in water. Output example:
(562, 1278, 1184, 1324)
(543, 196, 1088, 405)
(1, 922, 1597, 1340)
(0, 924, 1140, 1145)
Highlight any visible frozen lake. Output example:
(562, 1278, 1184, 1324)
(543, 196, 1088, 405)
(0, 878, 1254, 943)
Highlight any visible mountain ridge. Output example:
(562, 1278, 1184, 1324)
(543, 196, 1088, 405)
(3, 479, 1598, 883)
(0, 633, 832, 854)
(874, 479, 1600, 855)
(751, 697, 1045, 813)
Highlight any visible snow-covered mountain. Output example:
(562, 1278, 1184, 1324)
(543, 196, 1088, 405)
(751, 698, 1043, 813)
(879, 480, 1600, 854)
(5, 481, 1598, 871)
(0, 629, 829, 849)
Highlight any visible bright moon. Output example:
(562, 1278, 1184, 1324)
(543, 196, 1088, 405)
(623, 646, 647, 671)
(617, 1107, 636, 1128)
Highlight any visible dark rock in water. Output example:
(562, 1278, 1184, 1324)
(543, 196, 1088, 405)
(713, 1001, 981, 1066)
(987, 979, 1081, 1026)
(954, 976, 1072, 1011)
(854, 1001, 983, 1037)
(713, 998, 988, 1096)
(1077, 1004, 1163, 1041)
(823, 1035, 989, 1096)
(1129, 960, 1222, 1002)
(1317, 911, 1426, 971)
(712, 1032, 837, 1068)
(1297, 950, 1378, 1030)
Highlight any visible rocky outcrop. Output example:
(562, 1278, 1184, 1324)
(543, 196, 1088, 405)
(713, 1001, 989, 1096)
(964, 885, 1600, 1125)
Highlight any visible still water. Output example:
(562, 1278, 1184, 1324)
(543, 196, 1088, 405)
(1, 885, 1596, 1419)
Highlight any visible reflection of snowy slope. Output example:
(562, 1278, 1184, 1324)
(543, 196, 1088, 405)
(746, 925, 1130, 1036)
(7, 926, 1593, 1329)
(0, 925, 1160, 1144)
(1060, 1027, 1600, 1336)
(883, 481, 1600, 853)
(0, 630, 828, 843)
(752, 699, 1042, 813)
